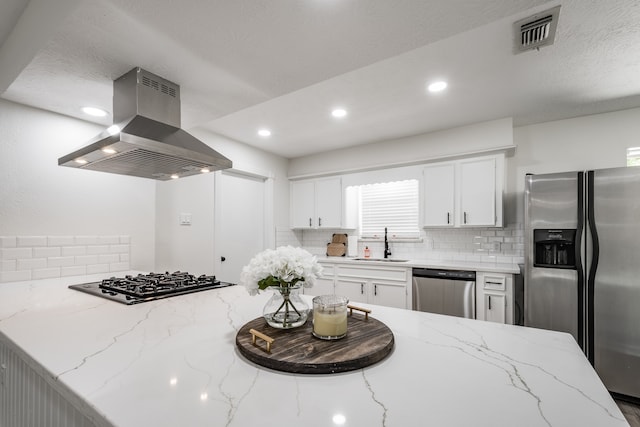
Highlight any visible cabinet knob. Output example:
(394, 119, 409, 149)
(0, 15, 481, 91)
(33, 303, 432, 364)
(221, 256, 226, 262)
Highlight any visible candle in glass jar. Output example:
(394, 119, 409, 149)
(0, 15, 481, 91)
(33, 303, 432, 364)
(312, 295, 348, 340)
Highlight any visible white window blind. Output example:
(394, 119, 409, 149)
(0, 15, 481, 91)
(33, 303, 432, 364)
(628, 147, 640, 166)
(359, 179, 420, 238)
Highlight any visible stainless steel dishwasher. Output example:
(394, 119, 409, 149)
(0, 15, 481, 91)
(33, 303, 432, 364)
(412, 268, 476, 318)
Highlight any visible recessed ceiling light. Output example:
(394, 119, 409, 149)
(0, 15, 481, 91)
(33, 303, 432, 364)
(106, 125, 121, 135)
(81, 106, 108, 117)
(258, 129, 271, 137)
(427, 81, 448, 93)
(331, 108, 347, 118)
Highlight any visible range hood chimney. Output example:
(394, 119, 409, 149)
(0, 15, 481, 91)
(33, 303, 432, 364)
(59, 67, 232, 180)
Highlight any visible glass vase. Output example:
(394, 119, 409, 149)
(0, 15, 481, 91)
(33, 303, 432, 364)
(263, 284, 309, 329)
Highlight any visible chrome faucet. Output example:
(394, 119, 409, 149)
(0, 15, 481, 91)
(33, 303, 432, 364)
(384, 227, 392, 258)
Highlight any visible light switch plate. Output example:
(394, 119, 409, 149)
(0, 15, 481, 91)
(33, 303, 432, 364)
(179, 213, 192, 226)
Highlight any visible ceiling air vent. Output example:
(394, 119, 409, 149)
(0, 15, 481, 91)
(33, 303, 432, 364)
(514, 5, 561, 53)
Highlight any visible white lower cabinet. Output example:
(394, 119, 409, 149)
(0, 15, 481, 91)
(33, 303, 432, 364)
(310, 262, 410, 309)
(475, 272, 514, 324)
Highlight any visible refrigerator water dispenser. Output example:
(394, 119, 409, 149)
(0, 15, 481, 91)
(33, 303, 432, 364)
(533, 229, 576, 269)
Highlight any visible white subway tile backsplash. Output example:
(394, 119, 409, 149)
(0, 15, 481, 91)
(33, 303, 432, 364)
(32, 268, 61, 280)
(109, 244, 129, 254)
(33, 247, 61, 258)
(0, 260, 16, 271)
(98, 236, 120, 245)
(0, 237, 17, 248)
(99, 254, 120, 264)
(17, 258, 47, 270)
(1, 248, 32, 260)
(0, 270, 32, 282)
(48, 256, 75, 268)
(75, 255, 99, 265)
(110, 262, 130, 272)
(87, 264, 109, 275)
(0, 235, 131, 283)
(87, 245, 110, 255)
(282, 224, 525, 267)
(61, 266, 87, 277)
(17, 236, 47, 247)
(62, 246, 87, 257)
(47, 236, 75, 246)
(75, 235, 98, 245)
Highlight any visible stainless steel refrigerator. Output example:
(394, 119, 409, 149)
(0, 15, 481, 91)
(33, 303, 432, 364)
(524, 166, 640, 400)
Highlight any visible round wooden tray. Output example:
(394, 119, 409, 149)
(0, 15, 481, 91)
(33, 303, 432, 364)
(236, 310, 394, 374)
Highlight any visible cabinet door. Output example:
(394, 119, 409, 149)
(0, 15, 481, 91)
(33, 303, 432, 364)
(305, 277, 335, 296)
(484, 292, 506, 323)
(315, 177, 342, 228)
(459, 158, 496, 226)
(423, 163, 455, 227)
(371, 281, 406, 309)
(335, 279, 367, 304)
(291, 180, 316, 228)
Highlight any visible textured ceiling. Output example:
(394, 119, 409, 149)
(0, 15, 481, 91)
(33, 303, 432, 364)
(1, 0, 640, 158)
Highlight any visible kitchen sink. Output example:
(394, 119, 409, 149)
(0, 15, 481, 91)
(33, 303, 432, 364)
(353, 258, 409, 263)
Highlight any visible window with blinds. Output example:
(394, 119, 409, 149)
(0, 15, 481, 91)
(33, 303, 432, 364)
(358, 179, 420, 238)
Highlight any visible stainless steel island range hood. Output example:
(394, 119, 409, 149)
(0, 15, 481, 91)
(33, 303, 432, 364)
(59, 67, 232, 180)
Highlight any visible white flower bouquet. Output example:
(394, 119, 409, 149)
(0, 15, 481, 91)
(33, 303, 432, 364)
(240, 246, 323, 295)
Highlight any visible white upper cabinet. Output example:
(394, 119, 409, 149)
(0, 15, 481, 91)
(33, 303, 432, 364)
(423, 163, 455, 226)
(422, 154, 503, 228)
(459, 157, 496, 226)
(290, 177, 343, 229)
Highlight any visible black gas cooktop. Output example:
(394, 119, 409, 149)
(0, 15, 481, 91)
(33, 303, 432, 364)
(69, 271, 236, 305)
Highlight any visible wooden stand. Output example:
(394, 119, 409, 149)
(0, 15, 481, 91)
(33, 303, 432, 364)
(236, 310, 394, 374)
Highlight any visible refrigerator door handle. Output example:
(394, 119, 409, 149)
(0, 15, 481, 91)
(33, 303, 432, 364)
(575, 172, 585, 349)
(586, 170, 599, 364)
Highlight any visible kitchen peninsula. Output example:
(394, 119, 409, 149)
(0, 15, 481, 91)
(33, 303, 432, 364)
(0, 273, 628, 427)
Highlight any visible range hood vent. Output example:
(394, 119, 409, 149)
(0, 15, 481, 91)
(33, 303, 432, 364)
(514, 5, 561, 53)
(59, 67, 232, 180)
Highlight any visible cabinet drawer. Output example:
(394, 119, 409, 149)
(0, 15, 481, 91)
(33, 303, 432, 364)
(337, 266, 408, 282)
(482, 275, 506, 291)
(320, 264, 335, 277)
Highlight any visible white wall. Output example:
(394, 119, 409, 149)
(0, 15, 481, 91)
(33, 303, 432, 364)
(288, 117, 514, 178)
(0, 99, 156, 271)
(154, 128, 290, 274)
(507, 107, 640, 223)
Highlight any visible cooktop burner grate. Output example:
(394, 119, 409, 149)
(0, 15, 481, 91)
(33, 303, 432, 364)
(69, 271, 236, 305)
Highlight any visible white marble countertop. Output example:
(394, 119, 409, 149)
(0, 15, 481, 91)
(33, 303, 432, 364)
(0, 273, 627, 427)
(318, 256, 521, 274)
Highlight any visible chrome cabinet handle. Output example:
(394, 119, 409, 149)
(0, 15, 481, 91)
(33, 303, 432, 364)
(464, 212, 468, 224)
(447, 212, 450, 224)
(374, 284, 377, 296)
(360, 283, 364, 294)
(309, 218, 312, 227)
(318, 217, 322, 227)
(488, 295, 492, 310)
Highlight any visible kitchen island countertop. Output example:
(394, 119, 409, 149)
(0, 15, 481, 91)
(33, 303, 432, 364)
(0, 273, 627, 426)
